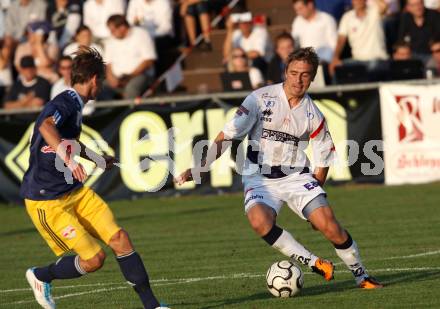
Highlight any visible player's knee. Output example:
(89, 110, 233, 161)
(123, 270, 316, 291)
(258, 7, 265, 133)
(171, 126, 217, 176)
(109, 229, 133, 255)
(110, 229, 129, 245)
(82, 250, 106, 272)
(248, 212, 274, 236)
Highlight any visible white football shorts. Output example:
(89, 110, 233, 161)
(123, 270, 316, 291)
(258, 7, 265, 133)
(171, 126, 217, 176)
(243, 171, 327, 220)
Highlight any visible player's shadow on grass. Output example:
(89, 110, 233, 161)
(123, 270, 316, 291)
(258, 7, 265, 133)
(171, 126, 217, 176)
(375, 269, 440, 287)
(118, 206, 223, 223)
(301, 270, 440, 296)
(197, 270, 440, 309)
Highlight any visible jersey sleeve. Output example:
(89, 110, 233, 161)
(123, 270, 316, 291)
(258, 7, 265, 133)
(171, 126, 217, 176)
(45, 99, 76, 128)
(309, 108, 336, 167)
(222, 94, 259, 140)
(338, 12, 349, 36)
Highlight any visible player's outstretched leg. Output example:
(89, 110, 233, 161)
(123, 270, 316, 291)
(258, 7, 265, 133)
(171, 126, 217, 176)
(109, 229, 165, 309)
(307, 206, 383, 289)
(26, 252, 102, 309)
(247, 204, 334, 281)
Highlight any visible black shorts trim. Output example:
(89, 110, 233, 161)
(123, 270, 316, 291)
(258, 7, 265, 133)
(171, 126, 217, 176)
(37, 209, 69, 252)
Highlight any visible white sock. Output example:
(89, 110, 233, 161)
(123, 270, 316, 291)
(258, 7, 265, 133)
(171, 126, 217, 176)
(335, 240, 368, 284)
(272, 230, 318, 267)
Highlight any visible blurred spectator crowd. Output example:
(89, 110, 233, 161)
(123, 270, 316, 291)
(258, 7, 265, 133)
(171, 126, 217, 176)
(221, 0, 440, 91)
(0, 0, 229, 109)
(0, 0, 439, 110)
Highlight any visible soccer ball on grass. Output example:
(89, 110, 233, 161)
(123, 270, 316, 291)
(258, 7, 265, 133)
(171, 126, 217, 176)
(266, 260, 304, 297)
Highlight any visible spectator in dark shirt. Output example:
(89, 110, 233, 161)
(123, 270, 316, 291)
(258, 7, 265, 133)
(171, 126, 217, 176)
(266, 32, 295, 84)
(315, 0, 352, 21)
(46, 0, 82, 48)
(3, 56, 51, 109)
(426, 36, 440, 77)
(397, 0, 440, 63)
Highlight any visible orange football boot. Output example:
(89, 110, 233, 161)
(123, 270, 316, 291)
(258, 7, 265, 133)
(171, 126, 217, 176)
(311, 258, 334, 281)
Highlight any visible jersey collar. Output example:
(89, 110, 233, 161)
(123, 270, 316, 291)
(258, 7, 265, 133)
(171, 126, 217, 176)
(67, 88, 84, 111)
(281, 83, 308, 110)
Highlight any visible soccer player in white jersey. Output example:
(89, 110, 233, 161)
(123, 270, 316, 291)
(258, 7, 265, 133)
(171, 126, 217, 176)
(176, 47, 383, 289)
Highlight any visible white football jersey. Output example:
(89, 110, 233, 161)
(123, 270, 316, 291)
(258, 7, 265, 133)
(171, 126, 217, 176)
(223, 83, 335, 173)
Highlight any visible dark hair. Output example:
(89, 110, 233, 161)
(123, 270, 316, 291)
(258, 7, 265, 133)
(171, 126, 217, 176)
(71, 47, 105, 86)
(393, 40, 411, 52)
(20, 55, 36, 69)
(429, 34, 440, 47)
(75, 25, 91, 36)
(275, 31, 294, 48)
(58, 55, 73, 64)
(285, 47, 319, 78)
(106, 14, 129, 28)
(292, 0, 315, 5)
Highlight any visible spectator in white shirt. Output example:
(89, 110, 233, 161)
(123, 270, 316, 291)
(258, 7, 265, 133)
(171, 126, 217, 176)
(127, 0, 177, 75)
(223, 12, 272, 76)
(83, 0, 125, 40)
(105, 15, 157, 98)
(50, 55, 72, 99)
(63, 25, 104, 57)
(2, 0, 47, 78)
(4, 0, 47, 41)
(330, 0, 389, 76)
(291, 0, 337, 64)
(0, 8, 12, 98)
(127, 0, 173, 39)
(424, 0, 439, 10)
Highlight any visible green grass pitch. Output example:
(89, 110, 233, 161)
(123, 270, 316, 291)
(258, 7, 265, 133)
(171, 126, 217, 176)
(1, 183, 439, 308)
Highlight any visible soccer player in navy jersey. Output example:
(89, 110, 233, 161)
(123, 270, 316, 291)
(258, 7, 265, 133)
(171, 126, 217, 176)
(21, 47, 168, 309)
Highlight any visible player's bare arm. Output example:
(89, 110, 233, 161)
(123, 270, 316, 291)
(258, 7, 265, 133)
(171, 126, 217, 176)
(77, 140, 116, 170)
(313, 167, 329, 187)
(329, 35, 347, 75)
(39, 116, 87, 182)
(175, 131, 231, 185)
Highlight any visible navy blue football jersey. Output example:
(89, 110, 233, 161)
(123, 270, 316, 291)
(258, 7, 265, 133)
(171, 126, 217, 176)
(20, 90, 84, 200)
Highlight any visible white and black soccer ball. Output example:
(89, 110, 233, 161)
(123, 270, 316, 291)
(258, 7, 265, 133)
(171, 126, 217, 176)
(266, 260, 304, 298)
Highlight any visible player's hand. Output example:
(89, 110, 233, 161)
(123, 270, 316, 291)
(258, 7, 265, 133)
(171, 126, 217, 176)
(174, 168, 193, 185)
(103, 155, 117, 170)
(329, 58, 342, 76)
(68, 161, 87, 182)
(107, 75, 120, 88)
(312, 173, 325, 187)
(226, 15, 234, 31)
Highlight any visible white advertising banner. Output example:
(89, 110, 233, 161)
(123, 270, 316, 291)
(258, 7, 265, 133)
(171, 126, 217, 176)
(379, 84, 440, 185)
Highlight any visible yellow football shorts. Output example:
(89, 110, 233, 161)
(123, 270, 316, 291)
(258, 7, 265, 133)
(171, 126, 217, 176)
(25, 187, 121, 260)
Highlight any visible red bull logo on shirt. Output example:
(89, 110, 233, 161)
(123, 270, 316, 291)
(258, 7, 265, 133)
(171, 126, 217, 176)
(40, 145, 56, 154)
